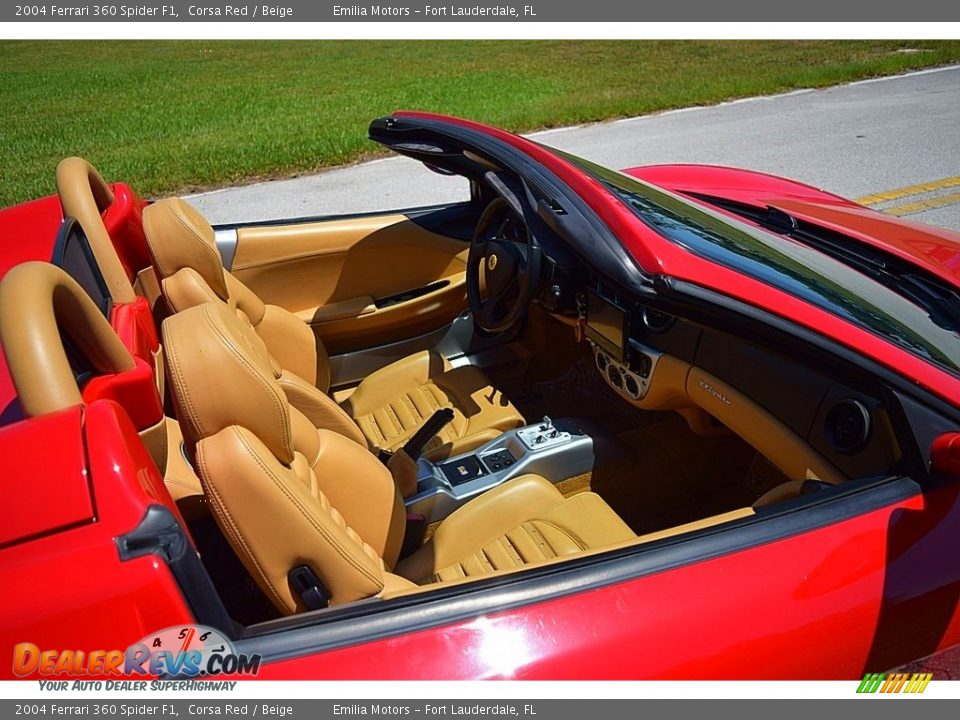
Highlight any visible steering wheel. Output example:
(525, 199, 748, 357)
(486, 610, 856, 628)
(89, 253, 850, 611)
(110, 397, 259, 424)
(467, 197, 541, 334)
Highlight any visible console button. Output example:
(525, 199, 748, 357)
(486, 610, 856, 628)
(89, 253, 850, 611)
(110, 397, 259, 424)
(624, 374, 640, 398)
(481, 449, 516, 472)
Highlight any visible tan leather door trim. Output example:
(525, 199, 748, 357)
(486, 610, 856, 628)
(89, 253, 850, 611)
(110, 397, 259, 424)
(231, 214, 468, 309)
(231, 214, 470, 354)
(297, 296, 377, 324)
(233, 214, 411, 267)
(303, 272, 467, 354)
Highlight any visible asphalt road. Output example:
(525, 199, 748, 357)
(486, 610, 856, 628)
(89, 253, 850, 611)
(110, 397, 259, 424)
(189, 64, 960, 232)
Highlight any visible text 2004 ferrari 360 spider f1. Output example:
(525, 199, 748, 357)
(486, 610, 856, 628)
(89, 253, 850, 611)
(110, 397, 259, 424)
(1, 113, 960, 680)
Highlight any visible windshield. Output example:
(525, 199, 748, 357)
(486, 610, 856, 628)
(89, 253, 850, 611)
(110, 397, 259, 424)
(556, 149, 960, 376)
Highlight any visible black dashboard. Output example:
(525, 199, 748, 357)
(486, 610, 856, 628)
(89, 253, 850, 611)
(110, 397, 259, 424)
(583, 277, 903, 481)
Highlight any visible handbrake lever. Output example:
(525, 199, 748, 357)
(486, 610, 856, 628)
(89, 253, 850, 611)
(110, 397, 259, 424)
(402, 407, 455, 460)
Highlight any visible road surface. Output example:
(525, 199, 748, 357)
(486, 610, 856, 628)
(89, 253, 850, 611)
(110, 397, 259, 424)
(189, 64, 960, 232)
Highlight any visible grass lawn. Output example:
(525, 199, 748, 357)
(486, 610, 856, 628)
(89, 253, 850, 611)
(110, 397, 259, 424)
(2, 40, 959, 207)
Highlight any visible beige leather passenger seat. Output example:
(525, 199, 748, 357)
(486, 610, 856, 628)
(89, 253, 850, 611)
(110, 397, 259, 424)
(143, 197, 524, 460)
(162, 302, 635, 614)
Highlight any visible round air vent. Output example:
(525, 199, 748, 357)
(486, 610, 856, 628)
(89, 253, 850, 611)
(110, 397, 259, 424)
(642, 307, 675, 333)
(824, 399, 871, 455)
(606, 364, 623, 389)
(595, 351, 608, 373)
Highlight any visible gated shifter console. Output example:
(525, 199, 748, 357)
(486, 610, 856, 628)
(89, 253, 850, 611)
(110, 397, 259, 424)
(406, 417, 594, 522)
(517, 416, 572, 450)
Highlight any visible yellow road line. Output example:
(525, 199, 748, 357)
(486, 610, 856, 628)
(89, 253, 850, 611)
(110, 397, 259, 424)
(883, 191, 960, 217)
(856, 176, 960, 206)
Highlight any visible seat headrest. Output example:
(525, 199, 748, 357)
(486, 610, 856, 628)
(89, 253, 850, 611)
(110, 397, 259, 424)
(143, 198, 230, 302)
(162, 302, 294, 465)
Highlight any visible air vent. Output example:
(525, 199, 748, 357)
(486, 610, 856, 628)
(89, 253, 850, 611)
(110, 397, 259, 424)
(593, 281, 623, 306)
(824, 399, 871, 455)
(642, 306, 675, 333)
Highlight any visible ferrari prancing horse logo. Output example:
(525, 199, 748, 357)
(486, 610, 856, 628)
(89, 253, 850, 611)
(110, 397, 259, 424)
(487, 254, 498, 271)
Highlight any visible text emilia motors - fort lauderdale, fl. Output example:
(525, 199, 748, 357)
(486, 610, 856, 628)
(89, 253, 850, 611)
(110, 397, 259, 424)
(334, 4, 538, 17)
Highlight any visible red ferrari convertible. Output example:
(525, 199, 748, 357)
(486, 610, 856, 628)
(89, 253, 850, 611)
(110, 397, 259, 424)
(1, 112, 959, 680)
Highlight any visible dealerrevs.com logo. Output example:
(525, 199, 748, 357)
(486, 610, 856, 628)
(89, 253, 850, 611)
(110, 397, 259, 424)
(12, 625, 261, 682)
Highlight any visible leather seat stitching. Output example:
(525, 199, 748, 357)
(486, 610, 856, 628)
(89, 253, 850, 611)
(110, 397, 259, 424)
(143, 228, 167, 279)
(197, 443, 288, 611)
(384, 402, 404, 434)
(425, 385, 463, 438)
(521, 522, 558, 559)
(278, 376, 363, 439)
(529, 519, 587, 553)
(169, 202, 225, 289)
(166, 338, 205, 440)
(365, 415, 387, 445)
(371, 409, 396, 445)
(164, 476, 202, 491)
(439, 562, 467, 582)
(233, 428, 383, 588)
(399, 393, 421, 424)
(477, 548, 495, 573)
(201, 306, 292, 456)
(499, 535, 525, 566)
(424, 383, 450, 412)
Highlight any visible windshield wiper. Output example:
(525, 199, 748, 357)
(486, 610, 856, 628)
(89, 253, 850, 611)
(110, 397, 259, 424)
(690, 194, 960, 334)
(786, 225, 960, 333)
(899, 273, 960, 332)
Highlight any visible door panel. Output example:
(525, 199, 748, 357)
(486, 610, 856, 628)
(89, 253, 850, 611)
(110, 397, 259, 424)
(231, 213, 469, 353)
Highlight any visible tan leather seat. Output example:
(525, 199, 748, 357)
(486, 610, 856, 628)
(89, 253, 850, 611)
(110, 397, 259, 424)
(395, 477, 637, 584)
(753, 479, 836, 508)
(162, 302, 635, 614)
(143, 197, 524, 460)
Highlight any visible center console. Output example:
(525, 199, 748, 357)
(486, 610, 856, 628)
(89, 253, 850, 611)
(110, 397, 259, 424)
(405, 417, 595, 522)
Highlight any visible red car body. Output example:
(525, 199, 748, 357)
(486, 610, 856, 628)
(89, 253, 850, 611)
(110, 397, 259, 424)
(1, 112, 959, 680)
